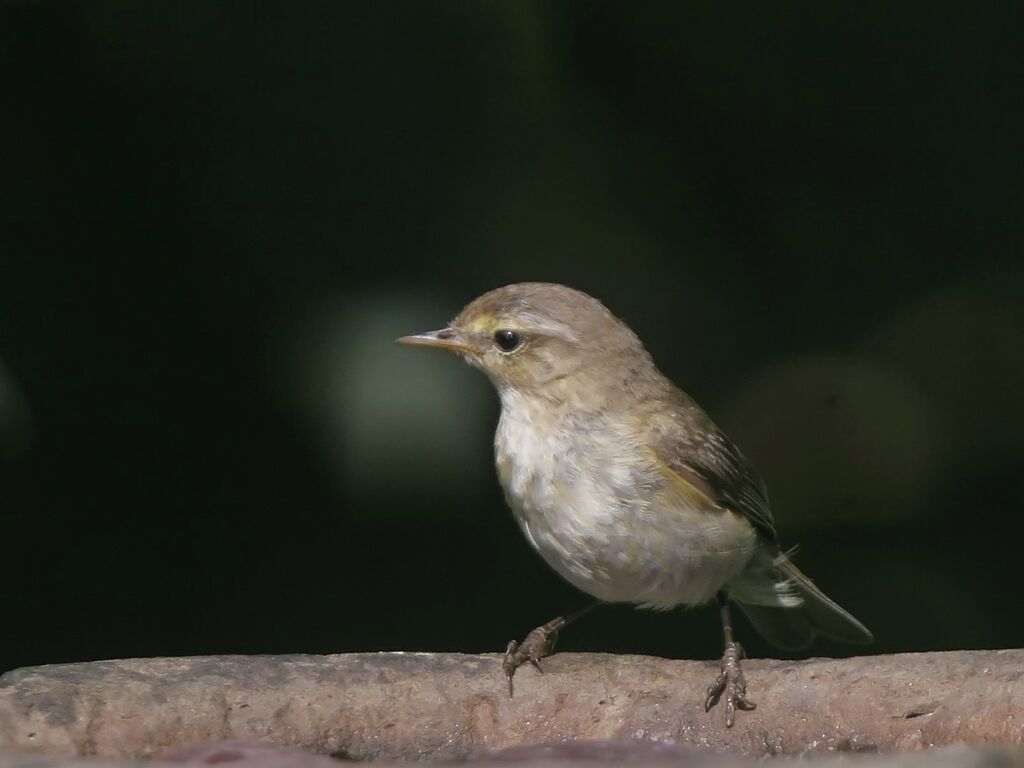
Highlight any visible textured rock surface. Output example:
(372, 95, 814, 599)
(1, 744, 1022, 768)
(0, 651, 1022, 762)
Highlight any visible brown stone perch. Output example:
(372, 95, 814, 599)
(0, 651, 1022, 762)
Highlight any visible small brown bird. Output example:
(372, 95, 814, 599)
(399, 283, 871, 726)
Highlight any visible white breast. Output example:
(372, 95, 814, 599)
(494, 390, 757, 609)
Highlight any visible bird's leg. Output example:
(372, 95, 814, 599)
(503, 600, 600, 696)
(704, 591, 756, 727)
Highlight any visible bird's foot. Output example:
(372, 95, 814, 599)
(704, 641, 756, 727)
(502, 618, 562, 697)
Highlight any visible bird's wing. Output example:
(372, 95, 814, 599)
(647, 406, 778, 542)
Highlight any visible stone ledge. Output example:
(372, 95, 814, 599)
(0, 651, 1022, 762)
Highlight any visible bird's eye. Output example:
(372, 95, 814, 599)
(493, 329, 521, 352)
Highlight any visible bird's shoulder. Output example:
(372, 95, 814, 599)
(643, 388, 778, 542)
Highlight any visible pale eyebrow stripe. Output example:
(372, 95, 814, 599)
(461, 310, 580, 344)
(516, 312, 580, 343)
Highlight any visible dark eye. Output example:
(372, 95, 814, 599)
(493, 329, 521, 352)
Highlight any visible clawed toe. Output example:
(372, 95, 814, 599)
(502, 623, 559, 696)
(703, 641, 756, 727)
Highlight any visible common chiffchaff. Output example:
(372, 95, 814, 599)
(399, 282, 871, 727)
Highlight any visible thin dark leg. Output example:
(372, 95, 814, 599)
(719, 593, 735, 645)
(703, 592, 756, 727)
(502, 600, 601, 696)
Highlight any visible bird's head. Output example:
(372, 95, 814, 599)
(398, 282, 651, 397)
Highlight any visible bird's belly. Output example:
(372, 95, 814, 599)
(495, 419, 757, 609)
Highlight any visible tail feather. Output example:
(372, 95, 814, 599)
(732, 554, 873, 650)
(735, 602, 816, 650)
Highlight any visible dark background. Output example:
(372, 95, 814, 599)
(2, 2, 1022, 674)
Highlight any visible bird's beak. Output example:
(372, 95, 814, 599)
(396, 328, 478, 355)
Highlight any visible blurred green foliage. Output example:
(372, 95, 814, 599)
(1, 2, 1021, 672)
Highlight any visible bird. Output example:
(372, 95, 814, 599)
(398, 282, 871, 727)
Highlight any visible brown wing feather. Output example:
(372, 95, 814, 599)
(647, 396, 778, 542)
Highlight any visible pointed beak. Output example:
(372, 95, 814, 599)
(396, 327, 478, 355)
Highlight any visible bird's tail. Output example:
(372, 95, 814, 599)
(729, 549, 873, 650)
